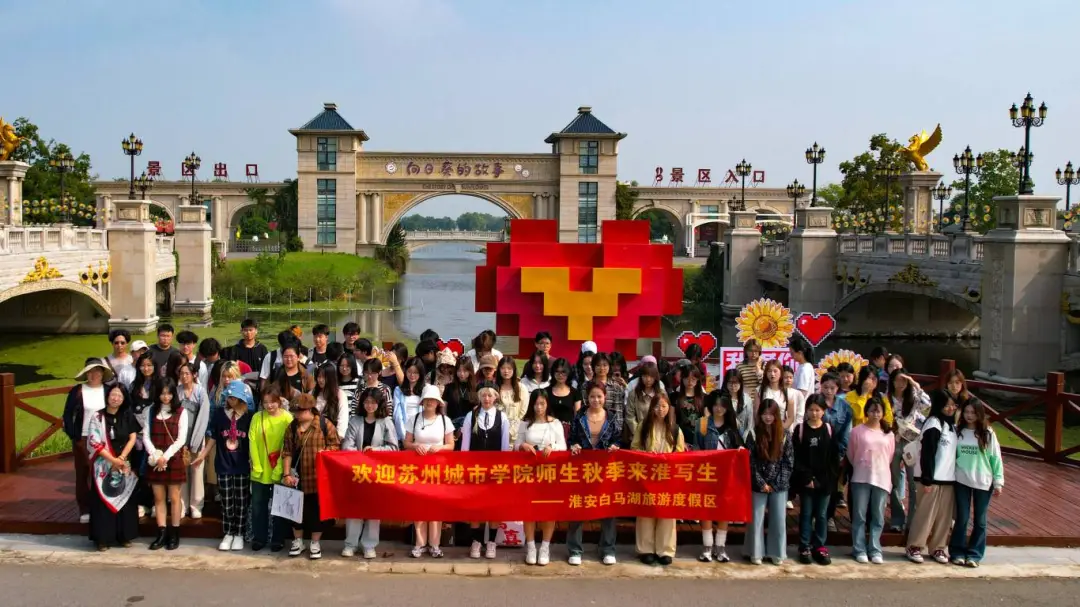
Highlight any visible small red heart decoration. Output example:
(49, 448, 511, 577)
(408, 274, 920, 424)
(677, 331, 718, 358)
(436, 338, 465, 356)
(795, 313, 836, 348)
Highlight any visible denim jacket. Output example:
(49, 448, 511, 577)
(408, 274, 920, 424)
(694, 417, 744, 451)
(821, 394, 853, 458)
(569, 410, 619, 450)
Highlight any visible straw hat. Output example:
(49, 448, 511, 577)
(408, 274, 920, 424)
(419, 384, 445, 404)
(75, 358, 115, 383)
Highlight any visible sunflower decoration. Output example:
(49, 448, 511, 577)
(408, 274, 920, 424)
(735, 298, 794, 348)
(815, 349, 868, 380)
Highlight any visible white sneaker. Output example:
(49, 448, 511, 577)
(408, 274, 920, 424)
(231, 535, 244, 551)
(538, 543, 550, 566)
(288, 538, 304, 557)
(189, 507, 202, 520)
(525, 542, 537, 565)
(218, 535, 234, 551)
(855, 554, 869, 564)
(469, 540, 482, 559)
(410, 546, 424, 558)
(602, 554, 617, 566)
(341, 546, 356, 558)
(79, 514, 90, 524)
(871, 554, 884, 565)
(309, 541, 322, 560)
(786, 501, 794, 510)
(485, 541, 497, 559)
(568, 554, 582, 566)
(363, 548, 377, 559)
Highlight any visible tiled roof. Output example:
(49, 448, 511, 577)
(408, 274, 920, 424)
(296, 103, 356, 131)
(556, 106, 616, 135)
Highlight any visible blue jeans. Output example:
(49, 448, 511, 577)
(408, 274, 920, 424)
(798, 490, 829, 550)
(949, 483, 993, 562)
(888, 446, 917, 529)
(567, 518, 617, 558)
(250, 481, 285, 547)
(747, 491, 787, 561)
(850, 482, 887, 558)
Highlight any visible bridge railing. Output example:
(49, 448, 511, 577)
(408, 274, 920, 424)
(1068, 234, 1080, 275)
(837, 233, 983, 263)
(0, 374, 71, 473)
(761, 241, 787, 258)
(0, 225, 107, 255)
(405, 230, 505, 240)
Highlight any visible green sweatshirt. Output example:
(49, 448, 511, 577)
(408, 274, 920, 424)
(249, 410, 294, 485)
(955, 427, 1005, 491)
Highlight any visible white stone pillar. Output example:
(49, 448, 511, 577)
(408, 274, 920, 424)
(788, 207, 838, 315)
(899, 171, 942, 234)
(107, 200, 159, 333)
(685, 216, 696, 258)
(172, 205, 213, 317)
(533, 193, 543, 219)
(0, 160, 29, 227)
(722, 210, 763, 317)
(97, 194, 112, 229)
(357, 193, 368, 244)
(211, 196, 224, 241)
(371, 193, 383, 245)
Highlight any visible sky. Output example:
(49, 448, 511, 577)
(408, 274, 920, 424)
(4, 0, 1080, 218)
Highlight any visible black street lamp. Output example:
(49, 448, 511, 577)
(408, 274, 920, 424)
(48, 151, 76, 223)
(1058, 162, 1078, 227)
(875, 163, 901, 232)
(953, 145, 985, 232)
(805, 142, 826, 207)
(786, 179, 806, 212)
(135, 171, 154, 200)
(735, 159, 751, 211)
(121, 133, 143, 199)
(931, 181, 953, 232)
(1009, 93, 1047, 195)
(183, 151, 201, 207)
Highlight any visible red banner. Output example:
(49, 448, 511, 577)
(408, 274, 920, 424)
(316, 449, 751, 522)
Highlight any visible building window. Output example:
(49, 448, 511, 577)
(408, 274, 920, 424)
(701, 205, 719, 215)
(577, 181, 598, 243)
(578, 140, 599, 175)
(317, 179, 336, 245)
(317, 137, 337, 171)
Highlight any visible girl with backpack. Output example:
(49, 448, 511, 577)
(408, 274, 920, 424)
(793, 394, 838, 565)
(906, 390, 958, 564)
(744, 399, 794, 565)
(249, 385, 292, 553)
(281, 393, 341, 559)
(461, 382, 512, 560)
(694, 391, 743, 562)
(948, 399, 1004, 568)
(847, 396, 895, 564)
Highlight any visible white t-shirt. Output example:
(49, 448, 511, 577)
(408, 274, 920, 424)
(514, 420, 568, 451)
(762, 386, 805, 428)
(80, 384, 106, 438)
(794, 362, 816, 395)
(407, 413, 454, 446)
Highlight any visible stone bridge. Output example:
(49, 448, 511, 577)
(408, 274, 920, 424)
(403, 230, 505, 251)
(723, 193, 1078, 382)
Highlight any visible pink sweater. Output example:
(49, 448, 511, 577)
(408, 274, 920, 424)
(847, 424, 896, 492)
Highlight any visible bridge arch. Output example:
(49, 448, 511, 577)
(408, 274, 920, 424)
(632, 204, 685, 251)
(227, 200, 262, 237)
(834, 282, 981, 318)
(0, 280, 111, 313)
(381, 191, 523, 242)
(0, 280, 112, 334)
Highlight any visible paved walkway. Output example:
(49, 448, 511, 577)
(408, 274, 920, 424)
(1, 534, 1078, 580)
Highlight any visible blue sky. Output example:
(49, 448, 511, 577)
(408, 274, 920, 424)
(3, 0, 1079, 217)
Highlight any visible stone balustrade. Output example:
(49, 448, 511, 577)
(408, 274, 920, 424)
(761, 241, 787, 258)
(154, 235, 175, 280)
(836, 233, 981, 263)
(0, 225, 107, 255)
(405, 230, 505, 241)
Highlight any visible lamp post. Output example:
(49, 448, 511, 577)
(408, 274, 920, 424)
(135, 171, 154, 200)
(786, 179, 806, 213)
(183, 151, 201, 207)
(1058, 162, 1078, 229)
(735, 159, 751, 211)
(1009, 93, 1047, 195)
(953, 145, 985, 232)
(930, 181, 953, 232)
(805, 142, 825, 207)
(876, 163, 901, 232)
(120, 133, 143, 199)
(47, 151, 76, 223)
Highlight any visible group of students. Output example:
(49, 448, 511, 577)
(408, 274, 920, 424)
(62, 324, 1004, 568)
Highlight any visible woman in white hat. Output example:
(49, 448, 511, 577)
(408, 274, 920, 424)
(63, 358, 116, 524)
(434, 348, 457, 392)
(403, 384, 455, 558)
(461, 381, 511, 560)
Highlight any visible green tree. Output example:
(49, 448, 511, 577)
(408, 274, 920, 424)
(637, 209, 675, 242)
(11, 117, 96, 208)
(814, 183, 844, 208)
(244, 187, 277, 221)
(615, 181, 639, 220)
(833, 134, 914, 232)
(944, 149, 1022, 233)
(375, 222, 410, 274)
(272, 179, 301, 250)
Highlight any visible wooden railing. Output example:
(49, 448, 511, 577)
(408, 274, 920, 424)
(910, 360, 1079, 467)
(0, 373, 71, 473)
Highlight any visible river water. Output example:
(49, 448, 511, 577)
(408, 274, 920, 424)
(245, 244, 979, 375)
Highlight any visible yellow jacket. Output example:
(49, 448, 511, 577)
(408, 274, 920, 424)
(847, 391, 893, 428)
(632, 424, 686, 453)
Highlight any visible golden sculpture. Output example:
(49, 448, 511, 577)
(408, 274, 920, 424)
(899, 124, 943, 172)
(0, 117, 19, 161)
(21, 257, 63, 283)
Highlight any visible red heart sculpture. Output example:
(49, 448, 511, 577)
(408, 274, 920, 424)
(677, 331, 718, 358)
(436, 338, 465, 356)
(795, 313, 836, 348)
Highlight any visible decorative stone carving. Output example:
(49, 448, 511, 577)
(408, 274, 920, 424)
(736, 215, 756, 229)
(1023, 207, 1051, 228)
(21, 257, 62, 283)
(499, 194, 534, 219)
(985, 248, 1004, 360)
(888, 263, 936, 287)
(808, 214, 829, 228)
(382, 193, 417, 220)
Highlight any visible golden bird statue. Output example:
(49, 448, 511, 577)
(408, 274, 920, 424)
(899, 124, 943, 172)
(0, 117, 19, 161)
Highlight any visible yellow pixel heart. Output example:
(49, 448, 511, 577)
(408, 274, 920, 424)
(520, 267, 641, 340)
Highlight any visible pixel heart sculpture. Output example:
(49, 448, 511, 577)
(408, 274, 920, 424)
(436, 338, 465, 356)
(794, 312, 837, 348)
(476, 219, 683, 360)
(677, 331, 718, 359)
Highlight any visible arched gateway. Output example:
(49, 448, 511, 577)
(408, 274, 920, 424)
(289, 103, 627, 254)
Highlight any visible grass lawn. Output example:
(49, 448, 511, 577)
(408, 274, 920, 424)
(225, 252, 394, 284)
(997, 418, 1080, 462)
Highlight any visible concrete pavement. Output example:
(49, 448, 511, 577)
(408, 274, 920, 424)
(1, 534, 1078, 580)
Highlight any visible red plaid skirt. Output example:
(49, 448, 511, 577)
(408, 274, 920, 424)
(144, 413, 187, 485)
